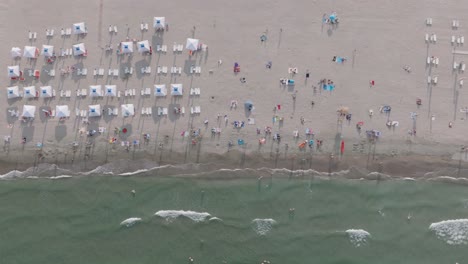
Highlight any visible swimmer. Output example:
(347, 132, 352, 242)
(131, 190, 136, 197)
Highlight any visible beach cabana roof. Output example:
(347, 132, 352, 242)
(23, 86, 36, 98)
(41, 45, 54, 57)
(22, 105, 36, 118)
(73, 22, 86, 34)
(170, 84, 183, 96)
(105, 85, 117, 97)
(137, 40, 150, 53)
(89, 85, 103, 97)
(56, 105, 70, 117)
(23, 46, 38, 58)
(121, 104, 135, 117)
(88, 104, 101, 117)
(10, 47, 21, 58)
(40, 86, 52, 98)
(186, 38, 199, 51)
(8, 65, 20, 77)
(153, 17, 166, 28)
(7, 86, 20, 99)
(154, 84, 167, 97)
(121, 42, 133, 53)
(73, 43, 86, 56)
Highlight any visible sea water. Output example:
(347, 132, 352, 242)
(0, 174, 467, 263)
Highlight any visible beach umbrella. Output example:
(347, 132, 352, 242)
(88, 104, 101, 117)
(73, 22, 86, 34)
(23, 86, 36, 98)
(41, 45, 54, 57)
(170, 84, 183, 96)
(153, 17, 166, 28)
(105, 85, 117, 97)
(23, 46, 38, 58)
(154, 84, 167, 97)
(7, 65, 20, 77)
(89, 85, 103, 97)
(121, 104, 135, 117)
(186, 38, 199, 51)
(10, 47, 21, 58)
(73, 43, 86, 56)
(337, 106, 349, 115)
(121, 42, 133, 54)
(55, 105, 70, 118)
(40, 86, 52, 98)
(22, 105, 36, 118)
(244, 100, 253, 108)
(137, 40, 150, 53)
(7, 86, 20, 99)
(329, 13, 337, 23)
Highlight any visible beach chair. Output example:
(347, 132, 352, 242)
(434, 57, 439, 66)
(162, 66, 167, 74)
(163, 108, 168, 115)
(452, 36, 456, 44)
(433, 76, 438, 84)
(145, 87, 151, 95)
(157, 66, 162, 74)
(109, 69, 113, 75)
(109, 25, 113, 33)
(158, 107, 163, 116)
(81, 89, 87, 96)
(162, 45, 167, 52)
(113, 108, 118, 116)
(190, 107, 194, 115)
(140, 89, 145, 96)
(32, 32, 37, 39)
(129, 67, 134, 75)
(113, 26, 118, 33)
(100, 68, 105, 76)
(60, 90, 65, 97)
(61, 29, 65, 36)
(144, 23, 149, 30)
(171, 66, 176, 73)
(425, 33, 429, 42)
(76, 90, 81, 97)
(427, 57, 431, 65)
(51, 110, 56, 117)
(117, 91, 121, 98)
(462, 63, 466, 72)
(173, 44, 178, 52)
(195, 106, 201, 113)
(454, 62, 459, 70)
(75, 108, 80, 116)
(141, 107, 146, 115)
(181, 107, 185, 115)
(66, 90, 71, 97)
(140, 23, 145, 31)
(49, 29, 54, 36)
(146, 67, 151, 74)
(461, 36, 465, 45)
(432, 34, 437, 42)
(81, 68, 87, 75)
(93, 68, 98, 76)
(66, 28, 71, 35)
(178, 45, 183, 51)
(426, 18, 432, 26)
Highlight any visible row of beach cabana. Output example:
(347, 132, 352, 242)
(17, 104, 137, 119)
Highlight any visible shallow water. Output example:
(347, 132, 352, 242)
(0, 175, 467, 263)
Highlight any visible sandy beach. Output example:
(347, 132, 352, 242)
(2, 0, 468, 177)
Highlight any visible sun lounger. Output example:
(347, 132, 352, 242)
(195, 106, 201, 113)
(66, 90, 71, 97)
(76, 90, 81, 96)
(99, 68, 105, 76)
(132, 89, 136, 96)
(162, 66, 167, 74)
(61, 29, 65, 36)
(94, 69, 98, 76)
(81, 89, 87, 96)
(129, 67, 133, 75)
(49, 29, 54, 36)
(113, 108, 118, 116)
(434, 57, 439, 66)
(180, 107, 185, 115)
(173, 44, 178, 52)
(461, 36, 465, 45)
(75, 108, 80, 116)
(109, 25, 113, 33)
(141, 107, 146, 115)
(433, 76, 438, 84)
(60, 90, 65, 97)
(425, 34, 429, 42)
(109, 69, 113, 75)
(158, 107, 163, 116)
(144, 23, 148, 30)
(66, 28, 71, 35)
(140, 23, 145, 31)
(148, 107, 152, 115)
(33, 32, 37, 39)
(178, 45, 183, 51)
(426, 18, 432, 26)
(48, 69, 55, 76)
(452, 36, 456, 44)
(163, 108, 168, 115)
(146, 67, 151, 73)
(162, 45, 167, 52)
(157, 66, 162, 74)
(462, 63, 466, 72)
(432, 34, 437, 42)
(114, 26, 118, 33)
(145, 87, 151, 95)
(454, 62, 459, 70)
(427, 57, 431, 64)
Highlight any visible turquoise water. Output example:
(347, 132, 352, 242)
(0, 175, 467, 263)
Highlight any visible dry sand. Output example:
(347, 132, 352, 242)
(1, 0, 468, 176)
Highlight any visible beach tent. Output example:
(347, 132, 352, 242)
(7, 65, 20, 78)
(89, 85, 103, 97)
(137, 40, 151, 53)
(41, 45, 54, 57)
(23, 86, 36, 98)
(105, 85, 117, 97)
(23, 46, 38, 58)
(55, 105, 70, 118)
(153, 17, 166, 29)
(73, 43, 86, 56)
(170, 84, 183, 96)
(121, 42, 133, 54)
(7, 86, 20, 99)
(88, 104, 101, 117)
(40, 86, 53, 98)
(22, 105, 36, 118)
(121, 104, 135, 117)
(186, 38, 199, 51)
(73, 22, 86, 34)
(154, 84, 167, 97)
(10, 47, 21, 58)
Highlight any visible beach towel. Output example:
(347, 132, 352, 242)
(277, 104, 281, 110)
(323, 84, 335, 91)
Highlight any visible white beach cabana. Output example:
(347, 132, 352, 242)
(10, 47, 21, 58)
(55, 105, 70, 118)
(89, 85, 103, 97)
(88, 104, 101, 117)
(73, 43, 86, 56)
(22, 105, 36, 118)
(8, 65, 20, 78)
(7, 86, 20, 99)
(23, 46, 38, 58)
(171, 84, 183, 96)
(137, 40, 151, 53)
(121, 104, 135, 117)
(40, 86, 52, 98)
(121, 42, 133, 54)
(105, 85, 117, 97)
(153, 17, 166, 29)
(23, 86, 36, 98)
(186, 38, 199, 51)
(73, 22, 86, 34)
(41, 45, 54, 57)
(154, 84, 167, 97)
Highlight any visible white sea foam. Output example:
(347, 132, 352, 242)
(120, 217, 142, 227)
(251, 218, 277, 235)
(154, 210, 211, 223)
(345, 229, 371, 247)
(403, 177, 416, 181)
(209, 217, 223, 222)
(49, 175, 73, 180)
(429, 219, 468, 245)
(119, 169, 149, 176)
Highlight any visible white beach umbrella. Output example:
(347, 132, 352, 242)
(10, 47, 21, 58)
(41, 45, 54, 57)
(89, 85, 103, 97)
(22, 105, 36, 118)
(137, 40, 150, 53)
(23, 46, 38, 58)
(40, 86, 52, 98)
(73, 22, 86, 34)
(154, 84, 167, 97)
(7, 86, 20, 99)
(73, 43, 86, 56)
(105, 85, 117, 97)
(121, 42, 133, 54)
(55, 105, 70, 118)
(88, 104, 101, 117)
(153, 17, 166, 28)
(23, 86, 36, 98)
(7, 65, 20, 77)
(170, 84, 183, 96)
(186, 38, 199, 51)
(121, 104, 135, 117)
